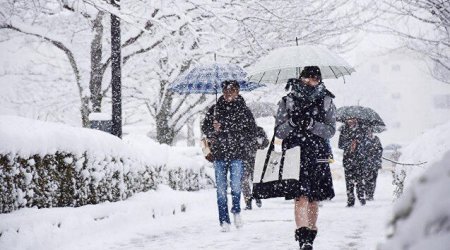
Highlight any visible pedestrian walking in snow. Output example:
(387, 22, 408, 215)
(362, 130, 383, 200)
(201, 80, 257, 232)
(242, 126, 269, 210)
(274, 66, 336, 250)
(338, 119, 370, 207)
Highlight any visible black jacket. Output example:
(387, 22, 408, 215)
(275, 85, 336, 160)
(243, 126, 269, 162)
(364, 136, 383, 170)
(201, 95, 257, 161)
(338, 124, 375, 168)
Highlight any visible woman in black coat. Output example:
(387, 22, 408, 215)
(274, 66, 336, 250)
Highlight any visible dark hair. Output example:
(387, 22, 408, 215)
(300, 66, 322, 81)
(221, 80, 240, 90)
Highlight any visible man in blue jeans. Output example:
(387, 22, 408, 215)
(201, 80, 257, 232)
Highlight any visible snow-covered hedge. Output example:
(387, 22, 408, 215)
(0, 116, 214, 214)
(0, 151, 160, 213)
(378, 150, 450, 250)
(378, 122, 450, 249)
(391, 121, 450, 198)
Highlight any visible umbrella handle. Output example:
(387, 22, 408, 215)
(214, 89, 218, 117)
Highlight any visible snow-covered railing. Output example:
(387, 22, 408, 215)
(0, 116, 214, 214)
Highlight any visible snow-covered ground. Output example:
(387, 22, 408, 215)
(0, 167, 394, 250)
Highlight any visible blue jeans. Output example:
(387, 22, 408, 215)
(214, 159, 244, 225)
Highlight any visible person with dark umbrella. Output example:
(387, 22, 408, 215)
(338, 118, 369, 207)
(274, 66, 336, 250)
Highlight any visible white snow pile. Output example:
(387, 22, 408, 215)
(395, 121, 450, 190)
(0, 115, 148, 159)
(378, 122, 450, 250)
(0, 116, 214, 213)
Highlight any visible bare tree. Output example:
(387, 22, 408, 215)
(375, 0, 450, 84)
(0, 0, 223, 141)
(218, 0, 378, 67)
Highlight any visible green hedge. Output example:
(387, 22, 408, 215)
(0, 152, 214, 214)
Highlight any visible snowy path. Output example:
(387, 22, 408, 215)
(0, 169, 394, 250)
(110, 169, 394, 250)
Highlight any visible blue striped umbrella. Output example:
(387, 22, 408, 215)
(169, 63, 264, 95)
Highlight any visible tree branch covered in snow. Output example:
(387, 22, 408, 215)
(375, 0, 450, 84)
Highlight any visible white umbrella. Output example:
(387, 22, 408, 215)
(247, 45, 355, 84)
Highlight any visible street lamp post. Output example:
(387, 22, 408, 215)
(110, 0, 122, 138)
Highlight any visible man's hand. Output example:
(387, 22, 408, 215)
(213, 120, 221, 133)
(350, 140, 357, 152)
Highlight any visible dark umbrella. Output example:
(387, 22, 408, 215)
(336, 106, 386, 127)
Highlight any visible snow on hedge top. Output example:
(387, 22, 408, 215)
(0, 115, 146, 159)
(399, 121, 450, 166)
(397, 121, 450, 187)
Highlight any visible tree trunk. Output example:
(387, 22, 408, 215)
(80, 96, 90, 127)
(156, 91, 175, 145)
(89, 12, 105, 113)
(186, 117, 195, 146)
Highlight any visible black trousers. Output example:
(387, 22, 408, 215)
(364, 169, 379, 199)
(242, 158, 255, 203)
(343, 157, 365, 204)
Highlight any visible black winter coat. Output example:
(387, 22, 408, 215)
(338, 124, 372, 169)
(364, 136, 383, 170)
(201, 95, 257, 161)
(243, 126, 269, 163)
(274, 85, 336, 201)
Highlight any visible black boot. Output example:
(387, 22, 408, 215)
(245, 199, 252, 210)
(346, 198, 355, 207)
(255, 198, 262, 208)
(296, 228, 317, 250)
(295, 227, 309, 249)
(302, 229, 317, 250)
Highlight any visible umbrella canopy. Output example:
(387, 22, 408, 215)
(336, 106, 386, 127)
(169, 63, 263, 94)
(247, 102, 278, 118)
(247, 45, 355, 84)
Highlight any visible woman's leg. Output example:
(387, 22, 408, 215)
(294, 196, 310, 228)
(308, 201, 319, 230)
(295, 197, 319, 229)
(295, 197, 319, 248)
